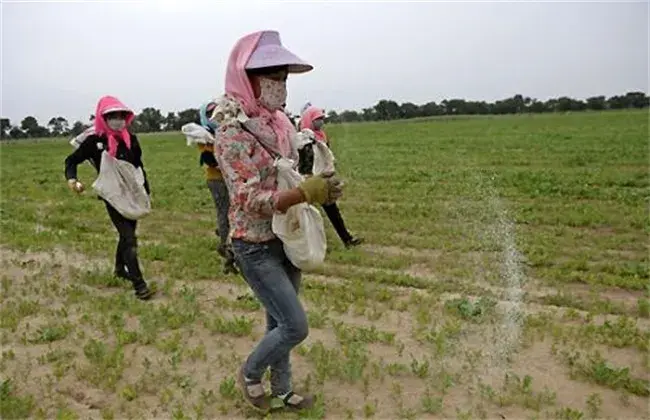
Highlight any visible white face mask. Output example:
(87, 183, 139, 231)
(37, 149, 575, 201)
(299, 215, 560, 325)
(258, 77, 287, 111)
(107, 118, 126, 131)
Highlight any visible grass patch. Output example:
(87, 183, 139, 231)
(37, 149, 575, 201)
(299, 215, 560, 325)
(0, 111, 648, 418)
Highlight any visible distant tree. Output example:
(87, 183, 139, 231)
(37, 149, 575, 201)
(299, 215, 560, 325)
(20, 116, 49, 137)
(326, 110, 340, 124)
(134, 107, 164, 133)
(374, 100, 401, 120)
(177, 108, 200, 127)
(491, 99, 514, 114)
(9, 91, 650, 134)
(528, 100, 547, 113)
(586, 96, 607, 111)
(47, 118, 58, 136)
(359, 108, 374, 121)
(21, 116, 38, 132)
(0, 118, 10, 139)
(339, 110, 361, 122)
(625, 91, 649, 108)
(607, 95, 628, 110)
(556, 96, 586, 112)
(399, 102, 419, 119)
(164, 112, 179, 131)
(419, 101, 442, 117)
(47, 116, 69, 136)
(445, 99, 470, 115)
(556, 97, 572, 112)
(523, 96, 533, 109)
(70, 121, 88, 137)
(9, 127, 26, 139)
(59, 117, 70, 135)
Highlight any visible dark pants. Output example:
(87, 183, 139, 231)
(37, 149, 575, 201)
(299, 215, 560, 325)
(104, 200, 145, 288)
(232, 238, 307, 396)
(322, 202, 352, 244)
(207, 179, 230, 246)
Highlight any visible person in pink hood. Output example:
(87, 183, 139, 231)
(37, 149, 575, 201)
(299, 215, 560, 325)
(210, 30, 343, 412)
(64, 95, 154, 301)
(299, 105, 363, 248)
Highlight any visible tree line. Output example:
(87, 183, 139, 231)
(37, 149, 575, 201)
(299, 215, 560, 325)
(1, 91, 648, 140)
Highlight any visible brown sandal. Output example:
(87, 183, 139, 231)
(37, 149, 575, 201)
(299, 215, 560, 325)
(270, 391, 315, 411)
(238, 365, 269, 412)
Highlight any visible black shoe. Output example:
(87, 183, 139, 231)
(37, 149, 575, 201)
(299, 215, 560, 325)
(133, 282, 154, 300)
(344, 237, 364, 249)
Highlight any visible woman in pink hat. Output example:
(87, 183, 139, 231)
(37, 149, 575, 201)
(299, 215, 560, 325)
(210, 30, 343, 412)
(64, 95, 154, 301)
(299, 105, 363, 248)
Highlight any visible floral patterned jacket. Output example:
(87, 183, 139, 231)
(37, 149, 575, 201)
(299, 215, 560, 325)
(210, 95, 287, 243)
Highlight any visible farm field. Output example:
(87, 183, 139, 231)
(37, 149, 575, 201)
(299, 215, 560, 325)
(0, 110, 648, 419)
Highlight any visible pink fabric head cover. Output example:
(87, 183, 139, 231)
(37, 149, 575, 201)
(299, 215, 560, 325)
(225, 30, 312, 158)
(94, 95, 135, 157)
(300, 105, 327, 142)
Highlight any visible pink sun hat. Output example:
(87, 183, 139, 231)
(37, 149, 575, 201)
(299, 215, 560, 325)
(245, 30, 313, 74)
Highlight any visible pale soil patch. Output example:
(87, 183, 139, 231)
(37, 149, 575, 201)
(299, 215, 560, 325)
(1, 245, 109, 276)
(362, 242, 644, 303)
(363, 243, 443, 259)
(321, 254, 643, 316)
(1, 247, 648, 419)
(505, 341, 649, 418)
(404, 262, 437, 278)
(305, 262, 649, 340)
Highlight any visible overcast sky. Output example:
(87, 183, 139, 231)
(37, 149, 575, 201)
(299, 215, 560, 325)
(1, 0, 648, 125)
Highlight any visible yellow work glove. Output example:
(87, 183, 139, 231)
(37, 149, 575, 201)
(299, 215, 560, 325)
(298, 173, 343, 205)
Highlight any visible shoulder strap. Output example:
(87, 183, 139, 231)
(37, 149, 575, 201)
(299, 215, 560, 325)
(241, 124, 281, 161)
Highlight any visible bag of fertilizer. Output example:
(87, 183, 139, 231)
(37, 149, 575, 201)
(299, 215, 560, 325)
(271, 157, 327, 270)
(181, 123, 215, 146)
(92, 151, 151, 220)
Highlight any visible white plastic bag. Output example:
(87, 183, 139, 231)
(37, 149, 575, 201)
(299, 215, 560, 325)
(271, 157, 327, 270)
(312, 141, 336, 175)
(181, 122, 215, 146)
(292, 129, 313, 151)
(92, 151, 151, 220)
(296, 129, 336, 176)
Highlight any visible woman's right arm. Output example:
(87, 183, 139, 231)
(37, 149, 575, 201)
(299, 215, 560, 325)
(64, 137, 94, 181)
(275, 189, 307, 213)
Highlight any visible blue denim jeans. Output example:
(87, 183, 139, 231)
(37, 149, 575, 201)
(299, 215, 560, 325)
(231, 238, 307, 396)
